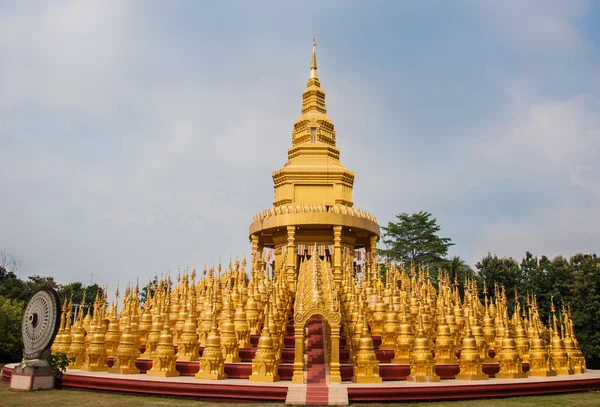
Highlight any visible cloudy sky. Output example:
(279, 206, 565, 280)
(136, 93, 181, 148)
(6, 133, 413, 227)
(1, 1, 599, 291)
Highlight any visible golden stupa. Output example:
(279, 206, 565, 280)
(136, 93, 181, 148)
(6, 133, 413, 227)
(248, 38, 381, 294)
(51, 40, 587, 386)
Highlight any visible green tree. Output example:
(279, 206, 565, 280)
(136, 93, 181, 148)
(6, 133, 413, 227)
(27, 274, 59, 290)
(0, 249, 21, 277)
(520, 251, 541, 295)
(475, 253, 522, 307)
(568, 253, 600, 368)
(381, 211, 454, 267)
(139, 276, 159, 304)
(0, 250, 28, 301)
(0, 271, 27, 301)
(444, 256, 476, 284)
(59, 283, 104, 323)
(0, 267, 17, 282)
(0, 274, 60, 303)
(546, 256, 573, 303)
(0, 296, 25, 361)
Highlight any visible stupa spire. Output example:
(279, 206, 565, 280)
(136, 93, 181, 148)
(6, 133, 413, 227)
(310, 36, 318, 79)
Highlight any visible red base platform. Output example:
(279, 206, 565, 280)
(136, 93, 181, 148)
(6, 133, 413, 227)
(3, 363, 600, 403)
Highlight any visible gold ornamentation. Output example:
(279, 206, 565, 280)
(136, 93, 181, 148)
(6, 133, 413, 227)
(455, 314, 488, 380)
(406, 313, 439, 382)
(147, 317, 179, 377)
(195, 309, 227, 380)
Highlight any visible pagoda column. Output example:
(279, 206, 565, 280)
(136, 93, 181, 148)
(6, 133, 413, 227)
(369, 235, 378, 281)
(273, 233, 288, 277)
(286, 226, 297, 293)
(250, 234, 258, 268)
(329, 324, 342, 383)
(251, 234, 263, 280)
(274, 246, 283, 276)
(292, 325, 305, 383)
(369, 235, 378, 260)
(333, 226, 343, 289)
(257, 242, 264, 280)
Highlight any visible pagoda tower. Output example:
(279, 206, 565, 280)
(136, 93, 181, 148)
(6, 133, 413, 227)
(249, 39, 380, 292)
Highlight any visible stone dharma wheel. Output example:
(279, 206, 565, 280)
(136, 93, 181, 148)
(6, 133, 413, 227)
(21, 288, 61, 360)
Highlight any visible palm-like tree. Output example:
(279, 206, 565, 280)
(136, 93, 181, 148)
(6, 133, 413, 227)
(446, 256, 475, 284)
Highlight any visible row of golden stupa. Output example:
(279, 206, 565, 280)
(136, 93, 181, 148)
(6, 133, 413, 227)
(50, 40, 586, 384)
(50, 253, 586, 383)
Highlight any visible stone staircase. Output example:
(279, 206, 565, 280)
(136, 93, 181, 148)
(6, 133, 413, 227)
(305, 319, 328, 405)
(286, 319, 348, 406)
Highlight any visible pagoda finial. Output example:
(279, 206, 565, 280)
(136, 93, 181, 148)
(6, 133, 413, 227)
(310, 36, 318, 79)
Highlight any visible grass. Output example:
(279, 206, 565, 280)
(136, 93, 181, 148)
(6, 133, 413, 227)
(357, 392, 600, 407)
(0, 379, 277, 407)
(1, 379, 600, 406)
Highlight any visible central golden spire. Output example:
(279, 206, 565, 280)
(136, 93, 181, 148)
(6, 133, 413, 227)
(268, 39, 355, 207)
(250, 39, 380, 260)
(310, 37, 318, 79)
(294, 38, 330, 145)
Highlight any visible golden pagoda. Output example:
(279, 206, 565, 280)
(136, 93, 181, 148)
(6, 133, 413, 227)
(248, 37, 380, 293)
(48, 39, 590, 390)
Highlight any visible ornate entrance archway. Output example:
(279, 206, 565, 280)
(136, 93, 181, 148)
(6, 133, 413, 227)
(291, 252, 342, 384)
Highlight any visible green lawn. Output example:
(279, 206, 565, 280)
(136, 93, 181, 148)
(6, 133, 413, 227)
(1, 379, 600, 406)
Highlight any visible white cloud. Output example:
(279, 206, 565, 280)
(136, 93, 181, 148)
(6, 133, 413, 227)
(470, 0, 590, 53)
(473, 204, 600, 263)
(0, 1, 598, 287)
(0, 1, 134, 113)
(472, 90, 600, 190)
(465, 90, 600, 263)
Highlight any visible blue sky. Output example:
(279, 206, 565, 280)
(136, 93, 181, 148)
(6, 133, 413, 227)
(1, 1, 599, 292)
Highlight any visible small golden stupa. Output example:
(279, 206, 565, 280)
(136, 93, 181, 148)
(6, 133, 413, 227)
(406, 312, 440, 382)
(455, 313, 488, 380)
(195, 309, 227, 380)
(146, 316, 179, 377)
(108, 312, 140, 375)
(352, 311, 382, 384)
(66, 295, 87, 370)
(249, 315, 280, 382)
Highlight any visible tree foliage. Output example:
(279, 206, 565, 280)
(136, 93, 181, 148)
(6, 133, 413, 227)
(0, 273, 59, 303)
(139, 276, 159, 304)
(0, 251, 108, 360)
(381, 211, 454, 267)
(0, 296, 25, 361)
(48, 352, 75, 378)
(0, 249, 21, 275)
(444, 256, 476, 283)
(476, 254, 522, 304)
(59, 282, 104, 311)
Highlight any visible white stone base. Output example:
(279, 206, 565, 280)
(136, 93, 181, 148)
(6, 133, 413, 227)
(10, 373, 55, 391)
(285, 385, 307, 405)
